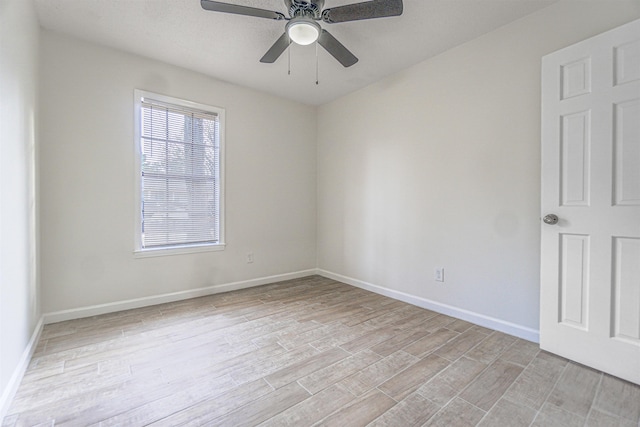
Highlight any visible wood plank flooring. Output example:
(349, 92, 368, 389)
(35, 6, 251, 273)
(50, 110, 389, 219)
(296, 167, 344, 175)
(3, 276, 639, 426)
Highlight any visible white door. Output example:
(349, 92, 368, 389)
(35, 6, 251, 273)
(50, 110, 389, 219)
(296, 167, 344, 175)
(541, 19, 640, 385)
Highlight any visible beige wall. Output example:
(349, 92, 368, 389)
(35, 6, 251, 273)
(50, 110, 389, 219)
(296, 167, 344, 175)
(0, 0, 40, 412)
(39, 31, 317, 313)
(317, 1, 640, 337)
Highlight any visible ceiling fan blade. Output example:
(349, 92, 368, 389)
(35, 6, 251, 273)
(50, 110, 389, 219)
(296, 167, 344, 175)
(260, 33, 291, 63)
(201, 0, 286, 20)
(322, 0, 402, 23)
(318, 30, 358, 67)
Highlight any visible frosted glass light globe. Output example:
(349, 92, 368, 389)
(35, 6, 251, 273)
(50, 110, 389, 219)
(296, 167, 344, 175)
(287, 18, 320, 45)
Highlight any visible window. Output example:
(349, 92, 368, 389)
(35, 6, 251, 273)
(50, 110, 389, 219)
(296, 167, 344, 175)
(134, 90, 225, 256)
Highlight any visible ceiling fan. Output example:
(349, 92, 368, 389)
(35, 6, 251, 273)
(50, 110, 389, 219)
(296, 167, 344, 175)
(200, 0, 403, 67)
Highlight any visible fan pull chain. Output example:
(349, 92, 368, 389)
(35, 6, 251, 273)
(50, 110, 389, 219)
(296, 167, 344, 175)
(288, 42, 291, 76)
(315, 40, 319, 85)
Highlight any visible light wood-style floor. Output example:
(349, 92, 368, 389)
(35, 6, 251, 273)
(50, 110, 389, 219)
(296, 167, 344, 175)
(4, 276, 640, 426)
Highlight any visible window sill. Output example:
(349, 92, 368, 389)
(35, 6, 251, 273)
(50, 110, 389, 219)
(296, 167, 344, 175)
(134, 243, 226, 258)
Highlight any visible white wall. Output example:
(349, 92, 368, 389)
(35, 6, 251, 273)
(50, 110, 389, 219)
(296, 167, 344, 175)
(39, 31, 317, 313)
(0, 0, 40, 413)
(317, 1, 640, 335)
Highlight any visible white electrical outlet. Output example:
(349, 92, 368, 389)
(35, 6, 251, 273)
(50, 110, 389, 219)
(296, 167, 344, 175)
(247, 252, 254, 263)
(435, 267, 445, 282)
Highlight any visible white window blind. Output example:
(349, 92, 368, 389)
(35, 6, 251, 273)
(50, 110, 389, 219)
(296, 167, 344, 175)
(138, 96, 221, 250)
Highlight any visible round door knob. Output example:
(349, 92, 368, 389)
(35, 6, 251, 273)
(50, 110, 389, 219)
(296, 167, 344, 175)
(543, 214, 559, 225)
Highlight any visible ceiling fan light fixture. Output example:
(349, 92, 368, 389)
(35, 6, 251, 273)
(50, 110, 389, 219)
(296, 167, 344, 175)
(286, 17, 321, 45)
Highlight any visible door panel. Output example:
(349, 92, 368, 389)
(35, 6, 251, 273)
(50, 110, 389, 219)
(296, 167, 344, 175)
(613, 237, 640, 344)
(614, 39, 640, 85)
(561, 110, 591, 206)
(541, 19, 640, 385)
(614, 99, 640, 205)
(561, 57, 591, 99)
(559, 233, 590, 330)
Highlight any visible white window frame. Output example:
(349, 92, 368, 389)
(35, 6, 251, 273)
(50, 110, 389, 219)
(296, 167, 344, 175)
(133, 89, 225, 258)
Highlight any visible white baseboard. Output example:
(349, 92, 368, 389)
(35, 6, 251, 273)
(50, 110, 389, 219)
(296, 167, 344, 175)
(43, 269, 317, 324)
(317, 269, 540, 343)
(0, 316, 44, 422)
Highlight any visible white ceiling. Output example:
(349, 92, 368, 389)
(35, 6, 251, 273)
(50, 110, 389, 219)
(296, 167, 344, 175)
(35, 0, 556, 105)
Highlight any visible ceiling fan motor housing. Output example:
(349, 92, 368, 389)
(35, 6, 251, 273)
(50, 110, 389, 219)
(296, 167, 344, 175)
(288, 0, 324, 19)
